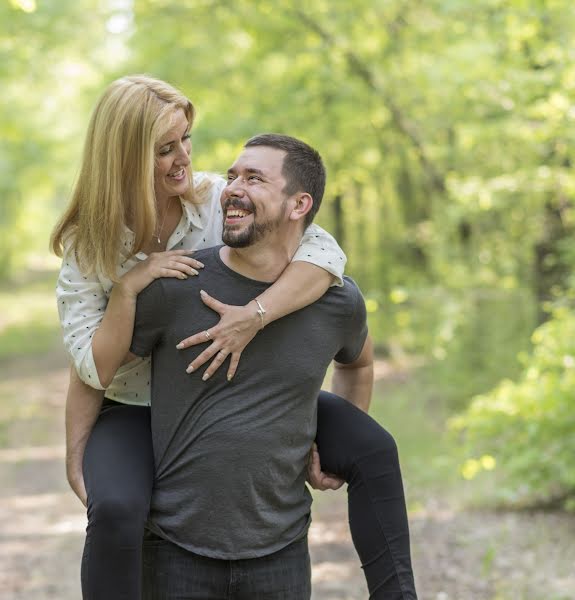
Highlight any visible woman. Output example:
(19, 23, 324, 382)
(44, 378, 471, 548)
(52, 75, 416, 599)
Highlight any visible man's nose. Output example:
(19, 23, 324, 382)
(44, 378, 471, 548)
(224, 177, 245, 197)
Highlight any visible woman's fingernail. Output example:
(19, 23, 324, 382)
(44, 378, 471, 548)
(190, 269, 198, 276)
(200, 289, 206, 296)
(176, 343, 184, 349)
(202, 373, 209, 381)
(186, 365, 194, 373)
(227, 374, 233, 382)
(196, 262, 204, 268)
(179, 274, 187, 280)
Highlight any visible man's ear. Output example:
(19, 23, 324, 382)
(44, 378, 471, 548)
(289, 193, 313, 222)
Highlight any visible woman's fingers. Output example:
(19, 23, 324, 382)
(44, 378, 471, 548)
(160, 268, 192, 280)
(226, 352, 241, 381)
(200, 349, 230, 381)
(185, 344, 220, 373)
(177, 329, 215, 349)
(199, 290, 228, 315)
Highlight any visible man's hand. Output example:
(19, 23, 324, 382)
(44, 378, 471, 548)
(307, 443, 345, 491)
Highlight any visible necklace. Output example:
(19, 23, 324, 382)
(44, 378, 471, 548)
(155, 198, 172, 244)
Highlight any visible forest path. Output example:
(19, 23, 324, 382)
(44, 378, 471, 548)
(0, 351, 573, 599)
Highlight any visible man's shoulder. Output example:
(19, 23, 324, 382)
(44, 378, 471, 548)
(325, 275, 363, 303)
(312, 275, 365, 321)
(158, 246, 224, 297)
(190, 245, 223, 263)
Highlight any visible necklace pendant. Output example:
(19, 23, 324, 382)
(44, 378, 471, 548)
(157, 236, 161, 244)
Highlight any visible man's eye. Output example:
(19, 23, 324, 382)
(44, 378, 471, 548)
(248, 175, 261, 181)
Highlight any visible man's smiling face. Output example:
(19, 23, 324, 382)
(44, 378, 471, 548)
(220, 146, 293, 248)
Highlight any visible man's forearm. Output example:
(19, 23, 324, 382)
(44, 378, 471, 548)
(332, 336, 374, 412)
(331, 364, 374, 412)
(65, 366, 104, 502)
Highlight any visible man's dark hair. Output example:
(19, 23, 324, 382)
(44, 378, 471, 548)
(245, 133, 325, 228)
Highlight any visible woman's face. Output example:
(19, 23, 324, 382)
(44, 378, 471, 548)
(154, 108, 192, 204)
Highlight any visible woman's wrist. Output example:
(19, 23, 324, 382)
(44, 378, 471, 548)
(252, 298, 266, 329)
(115, 275, 141, 300)
(243, 301, 262, 330)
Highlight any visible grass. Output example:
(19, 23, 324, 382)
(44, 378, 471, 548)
(0, 271, 61, 360)
(368, 366, 499, 512)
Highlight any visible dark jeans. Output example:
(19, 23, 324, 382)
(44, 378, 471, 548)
(81, 393, 417, 600)
(142, 533, 311, 600)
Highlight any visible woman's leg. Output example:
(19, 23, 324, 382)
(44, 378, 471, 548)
(316, 391, 417, 600)
(81, 400, 154, 600)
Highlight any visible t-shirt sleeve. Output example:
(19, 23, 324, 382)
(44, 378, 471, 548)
(292, 223, 346, 287)
(334, 279, 369, 364)
(130, 280, 168, 357)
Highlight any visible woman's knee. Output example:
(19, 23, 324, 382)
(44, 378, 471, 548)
(88, 491, 150, 531)
(317, 390, 398, 457)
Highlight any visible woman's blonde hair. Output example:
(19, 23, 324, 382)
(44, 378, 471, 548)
(51, 74, 205, 281)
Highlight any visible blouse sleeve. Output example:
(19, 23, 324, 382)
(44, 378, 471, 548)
(56, 247, 107, 389)
(292, 223, 346, 286)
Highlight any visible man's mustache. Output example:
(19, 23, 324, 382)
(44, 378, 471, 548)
(222, 198, 255, 213)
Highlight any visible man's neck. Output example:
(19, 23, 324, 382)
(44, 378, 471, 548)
(220, 232, 302, 283)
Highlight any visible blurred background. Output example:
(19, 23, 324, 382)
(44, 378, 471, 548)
(1, 0, 574, 598)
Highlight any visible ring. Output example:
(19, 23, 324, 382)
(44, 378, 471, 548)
(218, 350, 227, 359)
(204, 330, 211, 339)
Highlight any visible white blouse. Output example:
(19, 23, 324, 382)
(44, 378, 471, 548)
(57, 172, 347, 406)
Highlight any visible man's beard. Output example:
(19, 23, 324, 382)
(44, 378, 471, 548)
(222, 199, 288, 248)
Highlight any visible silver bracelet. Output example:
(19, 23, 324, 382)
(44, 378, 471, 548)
(253, 298, 266, 329)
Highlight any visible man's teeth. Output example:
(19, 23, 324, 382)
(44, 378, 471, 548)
(227, 209, 250, 218)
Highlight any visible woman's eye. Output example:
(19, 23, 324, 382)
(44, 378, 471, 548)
(158, 146, 171, 156)
(182, 133, 191, 141)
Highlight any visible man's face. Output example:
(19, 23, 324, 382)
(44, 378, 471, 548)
(221, 146, 292, 248)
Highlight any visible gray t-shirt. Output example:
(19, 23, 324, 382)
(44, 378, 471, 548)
(131, 246, 368, 559)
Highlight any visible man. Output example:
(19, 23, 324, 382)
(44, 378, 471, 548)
(131, 134, 373, 599)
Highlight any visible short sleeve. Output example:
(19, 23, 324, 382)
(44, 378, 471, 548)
(292, 223, 346, 286)
(334, 279, 368, 364)
(130, 280, 168, 357)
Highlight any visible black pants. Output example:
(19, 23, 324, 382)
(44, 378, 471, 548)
(81, 392, 417, 600)
(142, 533, 311, 599)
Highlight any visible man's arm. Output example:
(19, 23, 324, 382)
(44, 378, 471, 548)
(65, 366, 104, 506)
(331, 335, 374, 413)
(308, 336, 374, 492)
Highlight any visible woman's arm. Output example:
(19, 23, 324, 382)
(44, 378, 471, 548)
(57, 245, 204, 389)
(65, 366, 104, 506)
(177, 224, 347, 380)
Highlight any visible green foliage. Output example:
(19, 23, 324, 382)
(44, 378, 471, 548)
(0, 273, 61, 358)
(2, 0, 575, 512)
(451, 306, 575, 509)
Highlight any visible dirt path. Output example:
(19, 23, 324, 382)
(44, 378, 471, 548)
(0, 356, 574, 599)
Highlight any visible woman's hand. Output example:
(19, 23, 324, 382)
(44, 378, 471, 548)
(307, 443, 345, 491)
(176, 290, 261, 381)
(66, 463, 88, 507)
(119, 250, 204, 297)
